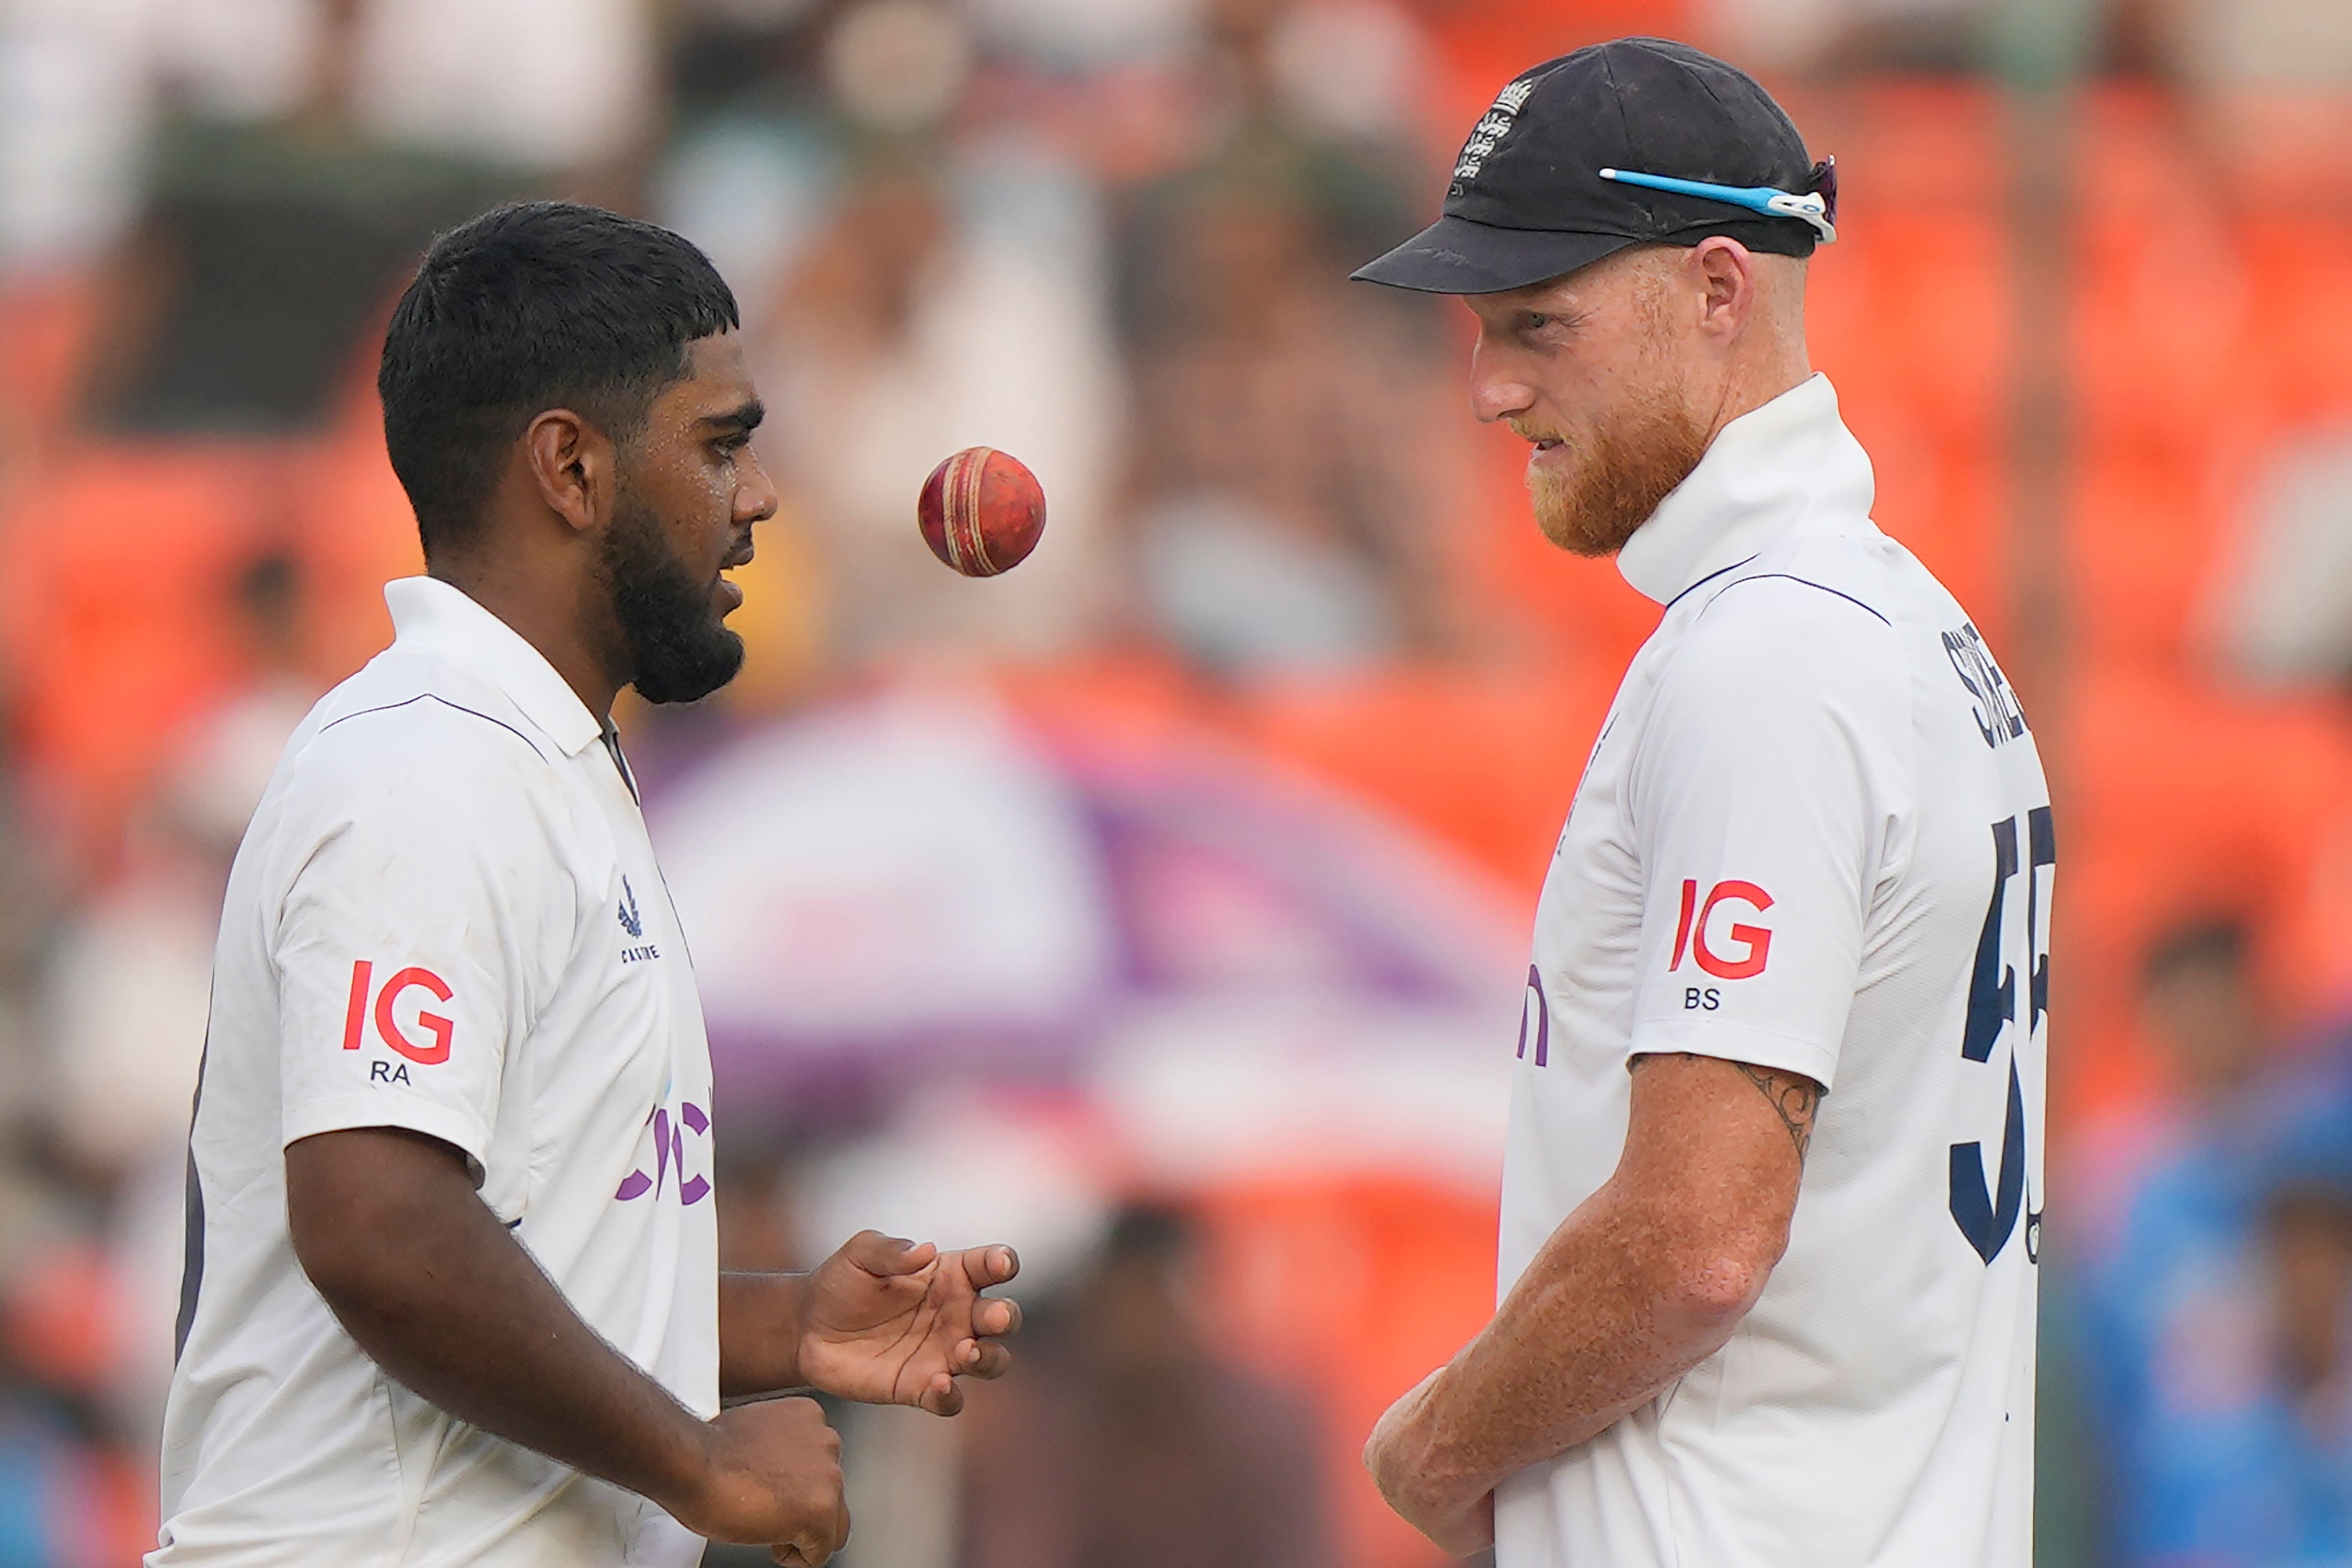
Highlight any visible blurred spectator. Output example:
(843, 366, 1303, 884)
(2073, 920, 2271, 1562)
(2072, 918, 2352, 1566)
(968, 0, 1197, 74)
(1690, 0, 1993, 74)
(757, 134, 1122, 667)
(101, 554, 327, 1455)
(958, 1203, 1332, 1568)
(2093, 1054, 2352, 1565)
(1114, 1, 1463, 674)
(658, 1, 841, 338)
(40, 552, 314, 1187)
(1, 0, 649, 282)
(156, 552, 318, 850)
(2258, 1174, 2352, 1561)
(33, 860, 212, 1187)
(2140, 918, 2269, 1111)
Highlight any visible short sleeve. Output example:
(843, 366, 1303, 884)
(271, 713, 575, 1170)
(1624, 581, 1909, 1091)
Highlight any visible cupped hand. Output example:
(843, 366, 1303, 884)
(795, 1231, 1022, 1415)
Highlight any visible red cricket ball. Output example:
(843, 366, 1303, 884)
(917, 446, 1046, 578)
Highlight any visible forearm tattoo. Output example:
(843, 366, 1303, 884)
(1735, 1064, 1823, 1162)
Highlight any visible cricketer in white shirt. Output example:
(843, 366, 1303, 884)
(153, 200, 1022, 1568)
(156, 575, 723, 1565)
(1352, 37, 2046, 1568)
(1502, 373, 2050, 1565)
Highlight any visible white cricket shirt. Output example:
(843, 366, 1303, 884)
(1497, 375, 2050, 1567)
(154, 577, 720, 1567)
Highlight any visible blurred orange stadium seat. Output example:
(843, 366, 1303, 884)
(2236, 215, 2352, 429)
(0, 273, 102, 453)
(2060, 667, 2352, 1120)
(2066, 94, 2254, 454)
(1238, 664, 1613, 909)
(0, 406, 420, 868)
(0, 442, 281, 858)
(1413, 0, 1697, 137)
(2066, 448, 2224, 669)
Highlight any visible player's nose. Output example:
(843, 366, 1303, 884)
(735, 445, 780, 526)
(1467, 335, 1535, 426)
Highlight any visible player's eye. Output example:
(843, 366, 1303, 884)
(1525, 313, 1552, 330)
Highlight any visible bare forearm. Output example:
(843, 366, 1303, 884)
(1413, 1188, 1758, 1500)
(1367, 1055, 1809, 1553)
(719, 1271, 810, 1398)
(290, 1139, 709, 1516)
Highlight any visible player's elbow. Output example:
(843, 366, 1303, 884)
(1653, 1218, 1788, 1336)
(1661, 1249, 1773, 1330)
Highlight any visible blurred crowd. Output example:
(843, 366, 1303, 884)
(2066, 919, 2352, 1565)
(4, 0, 2352, 1563)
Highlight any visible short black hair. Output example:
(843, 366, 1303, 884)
(377, 201, 740, 558)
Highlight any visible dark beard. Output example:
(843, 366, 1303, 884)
(598, 489, 744, 706)
(1529, 395, 1712, 558)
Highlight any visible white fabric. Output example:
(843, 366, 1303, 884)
(1497, 375, 2051, 1568)
(154, 577, 719, 1567)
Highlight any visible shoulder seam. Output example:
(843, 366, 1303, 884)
(318, 693, 550, 763)
(1697, 572, 1893, 628)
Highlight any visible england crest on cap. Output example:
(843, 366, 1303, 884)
(1452, 77, 1538, 196)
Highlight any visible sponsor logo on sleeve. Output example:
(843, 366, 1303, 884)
(1668, 879, 1775, 1009)
(342, 959, 454, 1082)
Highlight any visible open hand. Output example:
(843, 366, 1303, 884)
(795, 1231, 1021, 1415)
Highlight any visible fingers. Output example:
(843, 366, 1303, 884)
(962, 1338, 1013, 1380)
(825, 1494, 853, 1562)
(840, 1229, 936, 1277)
(959, 1244, 1020, 1287)
(920, 1368, 967, 1417)
(975, 1294, 1022, 1340)
(917, 1341, 1009, 1412)
(769, 1495, 852, 1566)
(845, 1236, 1017, 1288)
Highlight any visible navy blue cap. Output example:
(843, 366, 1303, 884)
(1354, 38, 1826, 295)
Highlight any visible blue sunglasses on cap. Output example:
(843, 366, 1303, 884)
(1598, 157, 1838, 245)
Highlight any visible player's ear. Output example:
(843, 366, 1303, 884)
(1690, 238, 1756, 341)
(521, 408, 612, 536)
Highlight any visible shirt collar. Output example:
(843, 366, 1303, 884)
(1615, 373, 1875, 606)
(383, 576, 607, 757)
